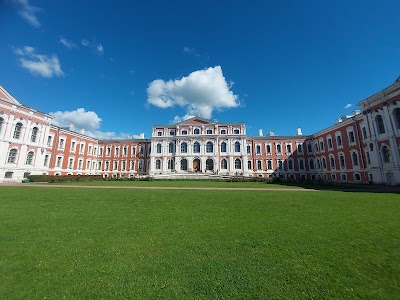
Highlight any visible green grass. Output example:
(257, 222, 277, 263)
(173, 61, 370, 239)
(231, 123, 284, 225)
(33, 180, 298, 189)
(1, 187, 399, 299)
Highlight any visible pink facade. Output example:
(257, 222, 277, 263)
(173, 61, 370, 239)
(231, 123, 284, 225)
(1, 78, 400, 184)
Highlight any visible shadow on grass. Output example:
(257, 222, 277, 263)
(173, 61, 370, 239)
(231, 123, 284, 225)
(273, 181, 400, 194)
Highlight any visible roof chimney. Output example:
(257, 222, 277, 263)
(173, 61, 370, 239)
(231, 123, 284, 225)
(297, 128, 302, 135)
(258, 129, 263, 136)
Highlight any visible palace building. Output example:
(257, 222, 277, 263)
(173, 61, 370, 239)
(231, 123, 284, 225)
(1, 77, 399, 184)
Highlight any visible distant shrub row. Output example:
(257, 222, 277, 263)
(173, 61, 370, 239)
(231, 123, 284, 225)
(28, 175, 104, 183)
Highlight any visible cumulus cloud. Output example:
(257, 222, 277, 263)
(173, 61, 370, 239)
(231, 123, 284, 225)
(172, 114, 195, 124)
(49, 108, 142, 140)
(15, 0, 42, 28)
(147, 66, 239, 119)
(344, 103, 352, 109)
(15, 46, 64, 78)
(59, 37, 77, 49)
(49, 108, 102, 131)
(85, 131, 143, 140)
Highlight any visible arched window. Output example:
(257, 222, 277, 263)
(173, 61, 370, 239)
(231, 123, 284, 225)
(31, 127, 39, 143)
(180, 142, 187, 153)
(7, 149, 18, 163)
(352, 152, 359, 166)
(168, 159, 174, 170)
(330, 156, 335, 169)
(194, 128, 200, 134)
(288, 159, 293, 169)
(339, 154, 345, 168)
(25, 151, 34, 165)
(168, 142, 174, 153)
(322, 157, 327, 169)
(206, 141, 213, 153)
(206, 158, 214, 170)
(309, 159, 314, 169)
(234, 141, 240, 152)
(221, 159, 227, 169)
(193, 142, 200, 153)
(220, 142, 227, 152)
(155, 159, 161, 169)
(375, 115, 385, 134)
(393, 108, 400, 129)
(180, 158, 187, 170)
(299, 159, 304, 169)
(382, 146, 391, 163)
(0, 117, 4, 134)
(13, 122, 23, 139)
(234, 158, 242, 169)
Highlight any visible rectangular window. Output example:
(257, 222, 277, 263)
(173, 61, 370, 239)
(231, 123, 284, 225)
(348, 131, 355, 143)
(59, 139, 65, 149)
(257, 160, 262, 170)
(336, 135, 342, 146)
(78, 159, 83, 170)
(362, 127, 367, 139)
(247, 160, 252, 169)
(266, 144, 271, 154)
(47, 136, 53, 147)
(327, 138, 333, 149)
(80, 144, 85, 153)
(267, 160, 272, 170)
(56, 157, 62, 167)
(220, 129, 226, 134)
(5, 172, 13, 178)
(44, 155, 49, 166)
(297, 144, 303, 153)
(246, 145, 251, 154)
(68, 158, 74, 169)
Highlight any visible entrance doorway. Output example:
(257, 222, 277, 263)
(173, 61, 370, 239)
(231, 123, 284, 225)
(193, 158, 201, 172)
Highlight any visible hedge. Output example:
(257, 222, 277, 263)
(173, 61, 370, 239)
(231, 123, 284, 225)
(28, 175, 104, 183)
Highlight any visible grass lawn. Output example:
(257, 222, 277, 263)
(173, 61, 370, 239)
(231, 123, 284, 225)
(36, 180, 297, 189)
(1, 187, 399, 299)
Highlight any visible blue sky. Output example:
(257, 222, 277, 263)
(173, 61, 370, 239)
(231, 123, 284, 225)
(1, 0, 399, 139)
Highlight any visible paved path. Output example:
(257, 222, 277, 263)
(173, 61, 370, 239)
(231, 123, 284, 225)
(1, 183, 318, 191)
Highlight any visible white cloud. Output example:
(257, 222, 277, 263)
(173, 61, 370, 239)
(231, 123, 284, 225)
(85, 131, 142, 140)
(49, 108, 102, 131)
(49, 108, 142, 140)
(344, 103, 352, 109)
(147, 66, 239, 119)
(96, 44, 104, 55)
(15, 0, 42, 28)
(81, 39, 90, 46)
(172, 114, 195, 124)
(59, 37, 77, 49)
(15, 46, 64, 78)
